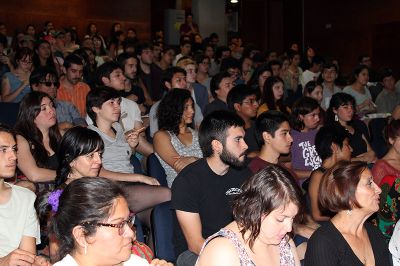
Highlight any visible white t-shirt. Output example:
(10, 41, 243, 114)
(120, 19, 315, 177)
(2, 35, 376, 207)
(53, 254, 150, 266)
(390, 221, 400, 266)
(0, 183, 40, 257)
(86, 97, 142, 131)
(301, 69, 320, 88)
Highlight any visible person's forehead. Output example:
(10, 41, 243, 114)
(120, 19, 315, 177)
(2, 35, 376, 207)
(111, 68, 123, 75)
(69, 64, 83, 70)
(243, 94, 257, 100)
(173, 73, 186, 79)
(226, 126, 245, 137)
(0, 132, 16, 146)
(277, 121, 290, 131)
(126, 57, 137, 64)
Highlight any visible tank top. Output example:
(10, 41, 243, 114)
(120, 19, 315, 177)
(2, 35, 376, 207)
(200, 228, 296, 266)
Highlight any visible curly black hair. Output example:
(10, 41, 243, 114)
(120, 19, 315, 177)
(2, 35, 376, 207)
(157, 89, 194, 135)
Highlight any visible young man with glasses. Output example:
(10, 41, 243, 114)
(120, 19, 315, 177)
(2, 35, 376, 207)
(30, 67, 86, 134)
(227, 84, 260, 156)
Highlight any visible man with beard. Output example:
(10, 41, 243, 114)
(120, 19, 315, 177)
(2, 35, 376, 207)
(57, 54, 90, 116)
(171, 110, 251, 266)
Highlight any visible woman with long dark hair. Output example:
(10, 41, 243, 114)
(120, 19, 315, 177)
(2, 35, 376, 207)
(257, 76, 290, 116)
(14, 91, 61, 189)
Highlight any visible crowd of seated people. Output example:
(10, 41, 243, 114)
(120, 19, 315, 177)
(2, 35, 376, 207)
(2, 17, 400, 266)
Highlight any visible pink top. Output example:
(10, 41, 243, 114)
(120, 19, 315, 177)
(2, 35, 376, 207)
(372, 159, 400, 185)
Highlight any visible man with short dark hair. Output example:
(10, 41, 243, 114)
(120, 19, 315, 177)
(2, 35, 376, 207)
(173, 40, 192, 66)
(57, 54, 90, 116)
(136, 43, 164, 104)
(172, 110, 251, 266)
(203, 71, 234, 116)
(227, 84, 260, 155)
(248, 110, 293, 174)
(0, 125, 43, 265)
(375, 67, 399, 114)
(301, 56, 324, 88)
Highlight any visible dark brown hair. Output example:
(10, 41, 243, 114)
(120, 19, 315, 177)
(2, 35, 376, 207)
(232, 165, 303, 250)
(319, 160, 367, 212)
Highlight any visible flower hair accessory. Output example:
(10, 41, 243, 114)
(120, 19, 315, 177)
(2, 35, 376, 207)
(48, 189, 63, 212)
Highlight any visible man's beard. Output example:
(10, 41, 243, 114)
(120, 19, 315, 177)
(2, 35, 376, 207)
(220, 147, 246, 168)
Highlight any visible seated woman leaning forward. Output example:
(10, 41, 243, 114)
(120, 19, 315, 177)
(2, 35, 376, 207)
(51, 177, 172, 266)
(197, 164, 302, 266)
(304, 161, 391, 266)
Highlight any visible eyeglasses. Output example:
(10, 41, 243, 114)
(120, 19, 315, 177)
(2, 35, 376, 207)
(81, 215, 136, 236)
(40, 81, 60, 87)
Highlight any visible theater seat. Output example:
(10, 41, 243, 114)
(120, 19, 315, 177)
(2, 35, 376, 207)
(147, 153, 168, 187)
(0, 102, 19, 127)
(151, 201, 175, 262)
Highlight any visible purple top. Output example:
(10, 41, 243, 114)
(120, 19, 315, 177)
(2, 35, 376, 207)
(291, 129, 322, 171)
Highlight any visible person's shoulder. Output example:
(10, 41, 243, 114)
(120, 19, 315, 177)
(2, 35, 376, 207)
(198, 235, 241, 266)
(121, 96, 140, 108)
(365, 222, 386, 241)
(173, 159, 206, 185)
(76, 82, 91, 91)
(153, 130, 171, 141)
(8, 183, 36, 200)
(309, 221, 338, 241)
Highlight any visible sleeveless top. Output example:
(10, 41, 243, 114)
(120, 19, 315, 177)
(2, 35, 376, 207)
(200, 228, 295, 266)
(4, 72, 31, 102)
(155, 128, 203, 188)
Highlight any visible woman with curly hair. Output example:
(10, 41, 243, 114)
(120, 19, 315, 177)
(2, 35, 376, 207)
(153, 89, 203, 187)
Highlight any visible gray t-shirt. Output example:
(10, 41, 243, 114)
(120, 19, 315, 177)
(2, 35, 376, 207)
(88, 123, 134, 173)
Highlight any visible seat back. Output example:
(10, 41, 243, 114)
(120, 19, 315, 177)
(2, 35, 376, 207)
(151, 201, 176, 262)
(147, 153, 168, 187)
(0, 102, 19, 127)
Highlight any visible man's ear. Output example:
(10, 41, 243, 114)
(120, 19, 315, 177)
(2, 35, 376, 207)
(164, 81, 172, 90)
(262, 131, 272, 144)
(92, 106, 101, 114)
(331, 142, 339, 154)
(233, 103, 241, 112)
(101, 76, 110, 86)
(211, 139, 223, 155)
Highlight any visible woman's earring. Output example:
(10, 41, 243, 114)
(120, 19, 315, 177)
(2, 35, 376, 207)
(335, 114, 339, 121)
(346, 209, 352, 215)
(84, 243, 87, 255)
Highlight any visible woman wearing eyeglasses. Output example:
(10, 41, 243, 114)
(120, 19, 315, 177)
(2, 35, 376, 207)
(1, 47, 33, 102)
(51, 177, 172, 266)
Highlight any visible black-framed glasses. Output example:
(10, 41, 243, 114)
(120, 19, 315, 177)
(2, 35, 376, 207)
(81, 215, 136, 236)
(40, 81, 60, 87)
